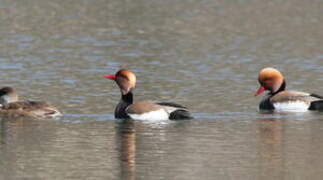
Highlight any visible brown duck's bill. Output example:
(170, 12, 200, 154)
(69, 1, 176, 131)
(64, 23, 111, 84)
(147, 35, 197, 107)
(103, 74, 116, 80)
(254, 86, 265, 96)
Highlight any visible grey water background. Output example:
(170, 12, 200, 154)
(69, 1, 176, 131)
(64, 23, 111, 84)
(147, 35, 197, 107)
(1, 0, 323, 179)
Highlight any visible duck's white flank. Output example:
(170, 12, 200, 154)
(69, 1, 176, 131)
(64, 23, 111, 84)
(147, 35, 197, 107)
(273, 101, 309, 112)
(128, 108, 171, 121)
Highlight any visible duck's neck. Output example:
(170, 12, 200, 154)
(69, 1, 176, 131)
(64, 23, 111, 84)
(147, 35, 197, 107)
(115, 92, 133, 119)
(271, 80, 286, 96)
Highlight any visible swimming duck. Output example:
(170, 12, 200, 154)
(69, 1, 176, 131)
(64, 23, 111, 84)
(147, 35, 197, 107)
(255, 67, 323, 112)
(0, 87, 62, 118)
(104, 69, 192, 120)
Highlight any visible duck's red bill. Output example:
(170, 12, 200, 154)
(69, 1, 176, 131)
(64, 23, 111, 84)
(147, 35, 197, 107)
(254, 86, 265, 96)
(103, 74, 116, 80)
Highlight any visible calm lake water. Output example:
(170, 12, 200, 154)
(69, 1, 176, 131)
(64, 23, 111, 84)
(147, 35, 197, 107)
(1, 0, 323, 179)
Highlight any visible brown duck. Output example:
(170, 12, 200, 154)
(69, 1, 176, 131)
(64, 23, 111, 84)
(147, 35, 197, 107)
(0, 87, 62, 118)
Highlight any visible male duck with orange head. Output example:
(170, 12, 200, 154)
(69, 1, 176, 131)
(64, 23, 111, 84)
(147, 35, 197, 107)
(255, 67, 323, 112)
(104, 69, 193, 120)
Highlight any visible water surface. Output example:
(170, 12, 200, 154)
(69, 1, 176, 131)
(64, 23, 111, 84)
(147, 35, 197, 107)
(1, 0, 323, 179)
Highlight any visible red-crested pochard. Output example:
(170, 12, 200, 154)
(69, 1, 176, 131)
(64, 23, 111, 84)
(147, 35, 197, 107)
(104, 69, 193, 120)
(0, 87, 62, 118)
(255, 67, 323, 112)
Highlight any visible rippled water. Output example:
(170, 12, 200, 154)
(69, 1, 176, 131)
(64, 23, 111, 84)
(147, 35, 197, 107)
(1, 0, 323, 179)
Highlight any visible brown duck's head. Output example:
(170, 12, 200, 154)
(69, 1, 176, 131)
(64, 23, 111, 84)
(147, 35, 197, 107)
(0, 87, 18, 105)
(104, 69, 136, 95)
(255, 67, 285, 96)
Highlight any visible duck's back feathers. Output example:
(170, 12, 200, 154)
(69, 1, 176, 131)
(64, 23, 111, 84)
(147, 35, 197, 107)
(310, 93, 323, 99)
(126, 101, 161, 115)
(268, 91, 320, 108)
(270, 91, 315, 104)
(156, 102, 187, 109)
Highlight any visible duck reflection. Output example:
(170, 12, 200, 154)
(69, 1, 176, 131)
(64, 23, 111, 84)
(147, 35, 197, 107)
(0, 116, 33, 145)
(0, 116, 52, 179)
(115, 120, 136, 180)
(257, 117, 284, 179)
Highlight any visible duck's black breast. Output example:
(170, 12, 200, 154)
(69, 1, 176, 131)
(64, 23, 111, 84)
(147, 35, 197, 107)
(114, 92, 133, 119)
(259, 95, 275, 110)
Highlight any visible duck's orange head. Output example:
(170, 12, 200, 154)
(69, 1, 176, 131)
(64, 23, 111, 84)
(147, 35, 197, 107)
(255, 67, 284, 96)
(104, 69, 136, 95)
